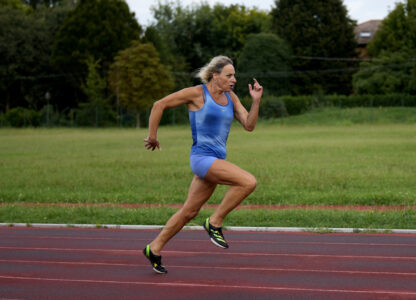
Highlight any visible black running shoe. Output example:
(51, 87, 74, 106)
(203, 217, 229, 249)
(142, 245, 168, 274)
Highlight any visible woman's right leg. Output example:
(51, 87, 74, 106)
(149, 175, 217, 255)
(204, 159, 257, 228)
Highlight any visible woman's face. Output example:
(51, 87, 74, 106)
(213, 64, 236, 92)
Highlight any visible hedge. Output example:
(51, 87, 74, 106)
(3, 94, 416, 127)
(275, 94, 416, 117)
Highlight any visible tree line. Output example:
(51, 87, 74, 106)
(1, 0, 415, 127)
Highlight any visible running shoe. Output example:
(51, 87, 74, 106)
(142, 245, 168, 274)
(203, 217, 229, 249)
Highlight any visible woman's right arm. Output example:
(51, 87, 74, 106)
(144, 86, 201, 151)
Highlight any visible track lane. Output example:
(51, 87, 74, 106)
(1, 227, 416, 299)
(0, 258, 415, 291)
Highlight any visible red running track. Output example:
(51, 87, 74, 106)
(0, 226, 416, 299)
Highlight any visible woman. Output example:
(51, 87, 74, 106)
(143, 55, 263, 274)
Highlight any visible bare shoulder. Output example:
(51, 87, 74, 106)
(167, 85, 203, 103)
(181, 85, 204, 110)
(179, 85, 203, 98)
(157, 85, 203, 110)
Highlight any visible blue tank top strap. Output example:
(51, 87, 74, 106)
(202, 84, 207, 103)
(225, 91, 232, 104)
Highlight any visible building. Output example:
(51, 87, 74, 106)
(354, 20, 382, 57)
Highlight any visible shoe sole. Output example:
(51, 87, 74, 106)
(210, 237, 228, 249)
(152, 267, 167, 274)
(204, 222, 229, 249)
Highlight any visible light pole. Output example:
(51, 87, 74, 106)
(45, 91, 51, 127)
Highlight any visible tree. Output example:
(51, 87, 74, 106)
(353, 51, 416, 94)
(270, 0, 358, 95)
(0, 0, 31, 11)
(367, 0, 416, 57)
(237, 33, 292, 96)
(0, 7, 50, 112)
(0, 2, 76, 113)
(77, 57, 115, 126)
(143, 25, 191, 90)
(353, 0, 416, 94)
(22, 0, 69, 9)
(108, 42, 174, 127)
(52, 0, 142, 109)
(150, 2, 270, 84)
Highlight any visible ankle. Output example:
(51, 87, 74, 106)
(208, 216, 222, 228)
(149, 243, 161, 256)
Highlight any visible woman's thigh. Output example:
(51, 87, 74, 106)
(182, 175, 217, 211)
(204, 159, 256, 186)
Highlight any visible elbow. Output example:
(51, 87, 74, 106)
(148, 100, 166, 121)
(151, 100, 165, 112)
(245, 124, 255, 132)
(243, 116, 258, 132)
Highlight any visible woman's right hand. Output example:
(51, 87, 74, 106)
(144, 137, 161, 151)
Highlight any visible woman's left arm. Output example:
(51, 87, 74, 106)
(232, 78, 263, 131)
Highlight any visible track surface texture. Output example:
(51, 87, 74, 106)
(0, 226, 416, 299)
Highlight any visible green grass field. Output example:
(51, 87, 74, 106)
(1, 205, 416, 230)
(1, 107, 416, 228)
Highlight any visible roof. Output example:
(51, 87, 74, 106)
(354, 20, 382, 45)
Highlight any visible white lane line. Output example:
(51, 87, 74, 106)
(0, 259, 415, 277)
(1, 275, 416, 296)
(1, 235, 416, 248)
(168, 250, 416, 261)
(0, 246, 415, 261)
(1, 223, 416, 234)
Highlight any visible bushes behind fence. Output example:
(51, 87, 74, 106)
(257, 94, 416, 118)
(2, 94, 416, 127)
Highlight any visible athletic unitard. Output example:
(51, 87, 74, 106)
(188, 84, 234, 178)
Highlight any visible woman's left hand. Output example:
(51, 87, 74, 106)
(249, 78, 263, 102)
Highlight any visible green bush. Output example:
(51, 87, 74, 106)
(5, 107, 41, 127)
(325, 94, 416, 108)
(0, 112, 6, 127)
(260, 96, 288, 119)
(273, 94, 416, 117)
(39, 105, 64, 127)
(75, 103, 117, 127)
(279, 95, 314, 115)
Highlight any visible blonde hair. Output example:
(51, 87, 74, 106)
(195, 55, 233, 83)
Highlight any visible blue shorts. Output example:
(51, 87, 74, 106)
(190, 155, 218, 178)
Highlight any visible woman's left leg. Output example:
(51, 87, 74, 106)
(149, 175, 217, 255)
(143, 175, 217, 274)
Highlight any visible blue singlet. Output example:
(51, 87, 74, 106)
(188, 84, 234, 177)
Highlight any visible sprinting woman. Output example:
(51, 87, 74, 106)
(143, 55, 263, 273)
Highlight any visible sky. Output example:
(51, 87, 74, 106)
(126, 0, 401, 27)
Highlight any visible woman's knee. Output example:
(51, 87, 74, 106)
(244, 173, 257, 193)
(179, 207, 199, 221)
